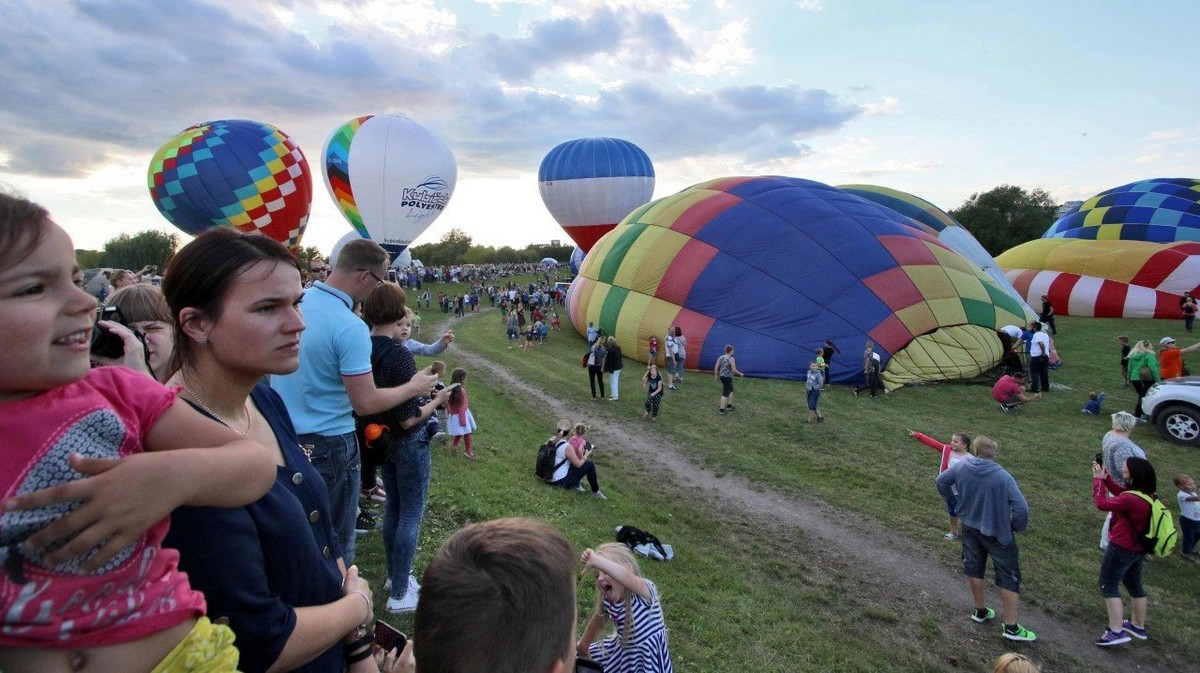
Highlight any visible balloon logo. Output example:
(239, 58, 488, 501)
(538, 137, 655, 253)
(148, 119, 312, 251)
(323, 115, 457, 260)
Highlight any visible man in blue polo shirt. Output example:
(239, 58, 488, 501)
(273, 238, 435, 565)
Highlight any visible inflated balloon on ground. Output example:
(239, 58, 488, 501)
(568, 176, 1030, 388)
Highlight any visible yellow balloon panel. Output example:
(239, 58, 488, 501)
(882, 324, 1003, 388)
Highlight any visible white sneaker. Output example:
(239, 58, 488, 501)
(576, 483, 586, 492)
(386, 588, 419, 614)
(594, 490, 608, 501)
(408, 574, 421, 593)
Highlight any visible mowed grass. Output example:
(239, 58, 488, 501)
(357, 281, 1199, 671)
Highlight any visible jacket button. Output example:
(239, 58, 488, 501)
(322, 546, 331, 558)
(292, 472, 304, 485)
(309, 510, 320, 523)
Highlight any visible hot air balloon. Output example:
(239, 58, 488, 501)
(569, 246, 585, 274)
(329, 229, 414, 270)
(568, 177, 1030, 389)
(1043, 178, 1200, 242)
(838, 184, 1034, 316)
(538, 137, 655, 253)
(148, 119, 313, 250)
(323, 115, 457, 260)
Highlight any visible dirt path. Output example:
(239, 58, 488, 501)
(431, 311, 1174, 672)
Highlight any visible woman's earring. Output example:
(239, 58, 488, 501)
(197, 339, 208, 347)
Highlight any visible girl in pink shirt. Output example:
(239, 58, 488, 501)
(0, 193, 276, 673)
(907, 430, 972, 540)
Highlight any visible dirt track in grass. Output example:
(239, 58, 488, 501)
(436, 311, 1177, 673)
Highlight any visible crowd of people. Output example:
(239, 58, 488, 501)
(7, 184, 1198, 671)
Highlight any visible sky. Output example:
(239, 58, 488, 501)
(1, 0, 1197, 257)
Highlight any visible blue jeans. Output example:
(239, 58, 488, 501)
(806, 388, 821, 411)
(299, 431, 360, 566)
(1179, 516, 1198, 554)
(556, 461, 599, 493)
(381, 432, 431, 599)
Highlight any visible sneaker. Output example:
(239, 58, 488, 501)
(999, 403, 1010, 414)
(944, 531, 959, 541)
(355, 510, 378, 534)
(853, 388, 860, 398)
(386, 589, 420, 614)
(594, 490, 608, 501)
(408, 574, 421, 593)
(1003, 624, 1037, 642)
(1095, 629, 1130, 647)
(971, 607, 995, 623)
(718, 408, 728, 415)
(1121, 620, 1148, 640)
(576, 483, 586, 492)
(726, 405, 736, 411)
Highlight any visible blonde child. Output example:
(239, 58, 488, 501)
(446, 367, 477, 460)
(993, 652, 1040, 673)
(0, 192, 276, 672)
(428, 360, 448, 440)
(577, 543, 673, 673)
(1177, 473, 1200, 560)
(907, 430, 971, 540)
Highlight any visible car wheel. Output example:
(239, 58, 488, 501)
(1155, 404, 1200, 447)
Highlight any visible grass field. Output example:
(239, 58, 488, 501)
(354, 280, 1198, 672)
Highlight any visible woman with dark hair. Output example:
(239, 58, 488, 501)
(161, 229, 380, 672)
(1091, 455, 1157, 647)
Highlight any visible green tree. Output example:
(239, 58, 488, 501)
(103, 230, 179, 270)
(295, 245, 323, 271)
(949, 185, 1059, 256)
(75, 249, 108, 269)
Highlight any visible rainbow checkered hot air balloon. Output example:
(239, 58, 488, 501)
(1044, 178, 1200, 242)
(539, 138, 655, 253)
(148, 120, 312, 250)
(568, 176, 1030, 389)
(996, 177, 1200, 318)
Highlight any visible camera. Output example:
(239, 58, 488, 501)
(90, 305, 146, 360)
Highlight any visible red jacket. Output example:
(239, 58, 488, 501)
(1094, 476, 1152, 553)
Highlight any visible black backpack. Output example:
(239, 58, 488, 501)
(616, 525, 668, 559)
(535, 439, 569, 481)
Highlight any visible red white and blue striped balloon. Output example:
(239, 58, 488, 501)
(538, 137, 655, 253)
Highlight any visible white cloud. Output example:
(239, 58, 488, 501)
(862, 96, 901, 117)
(845, 160, 940, 178)
(1145, 129, 1185, 142)
(796, 0, 824, 10)
(674, 18, 754, 77)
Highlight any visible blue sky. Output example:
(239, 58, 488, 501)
(1, 0, 1196, 255)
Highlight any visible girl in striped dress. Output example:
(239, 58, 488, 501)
(578, 544, 673, 673)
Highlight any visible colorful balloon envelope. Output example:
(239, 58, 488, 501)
(539, 137, 655, 253)
(148, 119, 313, 250)
(323, 115, 457, 261)
(839, 184, 1033, 315)
(998, 238, 1199, 318)
(568, 176, 1030, 388)
(569, 246, 585, 274)
(1043, 177, 1200, 242)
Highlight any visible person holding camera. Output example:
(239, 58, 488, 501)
(94, 284, 175, 382)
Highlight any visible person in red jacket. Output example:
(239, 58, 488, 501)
(1091, 456, 1157, 647)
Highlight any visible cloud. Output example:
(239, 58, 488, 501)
(845, 160, 941, 178)
(1144, 129, 1185, 142)
(796, 0, 824, 10)
(0, 0, 863, 182)
(862, 96, 901, 116)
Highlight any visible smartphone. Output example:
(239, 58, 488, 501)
(575, 657, 604, 672)
(374, 620, 407, 652)
(444, 382, 461, 392)
(1094, 452, 1103, 467)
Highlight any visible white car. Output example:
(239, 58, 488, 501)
(1142, 376, 1200, 447)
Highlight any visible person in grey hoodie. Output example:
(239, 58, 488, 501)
(936, 436, 1037, 643)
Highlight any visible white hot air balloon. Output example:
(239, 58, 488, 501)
(324, 114, 457, 261)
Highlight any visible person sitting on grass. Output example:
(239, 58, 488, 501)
(547, 419, 607, 500)
(992, 371, 1039, 412)
(1082, 391, 1106, 415)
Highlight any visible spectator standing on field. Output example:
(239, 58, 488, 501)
(1039, 295, 1057, 335)
(1027, 322, 1050, 394)
(272, 238, 435, 565)
(936, 436, 1036, 643)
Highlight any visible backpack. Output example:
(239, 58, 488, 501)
(1128, 491, 1178, 557)
(616, 525, 670, 560)
(535, 439, 569, 481)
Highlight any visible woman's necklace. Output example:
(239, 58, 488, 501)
(180, 380, 252, 437)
